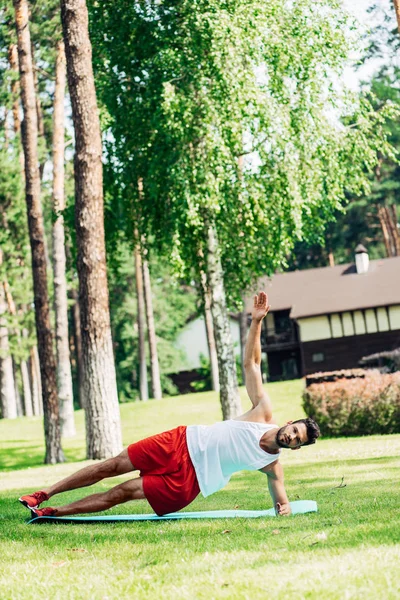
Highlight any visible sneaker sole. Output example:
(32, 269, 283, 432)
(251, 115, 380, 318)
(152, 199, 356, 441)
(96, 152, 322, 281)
(19, 498, 39, 510)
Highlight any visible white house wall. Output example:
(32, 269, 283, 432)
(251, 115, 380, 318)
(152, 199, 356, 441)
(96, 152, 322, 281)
(174, 317, 241, 371)
(298, 304, 400, 342)
(298, 316, 331, 342)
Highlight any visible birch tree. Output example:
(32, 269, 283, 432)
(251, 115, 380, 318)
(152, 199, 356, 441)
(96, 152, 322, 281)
(91, 0, 395, 417)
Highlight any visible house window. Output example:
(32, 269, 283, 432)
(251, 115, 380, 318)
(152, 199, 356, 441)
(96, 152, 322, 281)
(312, 352, 325, 363)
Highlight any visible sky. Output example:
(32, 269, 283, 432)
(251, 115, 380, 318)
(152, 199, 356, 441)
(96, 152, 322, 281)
(343, 0, 395, 89)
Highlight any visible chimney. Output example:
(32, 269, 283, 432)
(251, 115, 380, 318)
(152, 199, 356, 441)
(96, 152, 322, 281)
(355, 244, 369, 274)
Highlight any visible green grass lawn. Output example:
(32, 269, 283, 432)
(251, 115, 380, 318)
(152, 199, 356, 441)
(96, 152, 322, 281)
(1, 380, 400, 600)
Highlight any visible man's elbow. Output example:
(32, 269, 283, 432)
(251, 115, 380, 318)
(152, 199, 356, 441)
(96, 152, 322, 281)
(244, 360, 261, 372)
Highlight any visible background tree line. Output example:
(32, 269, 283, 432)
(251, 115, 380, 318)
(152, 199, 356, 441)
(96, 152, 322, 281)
(0, 0, 398, 463)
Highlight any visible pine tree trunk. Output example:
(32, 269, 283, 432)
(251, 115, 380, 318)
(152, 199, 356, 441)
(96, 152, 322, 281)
(29, 347, 41, 416)
(142, 258, 162, 399)
(200, 269, 219, 392)
(52, 40, 75, 438)
(30, 43, 46, 182)
(13, 358, 24, 416)
(135, 245, 148, 401)
(394, 0, 400, 34)
(389, 204, 400, 255)
(21, 357, 33, 417)
(71, 288, 85, 409)
(61, 0, 122, 458)
(8, 43, 25, 173)
(377, 205, 392, 257)
(3, 284, 33, 416)
(206, 223, 242, 419)
(0, 282, 17, 419)
(13, 0, 63, 463)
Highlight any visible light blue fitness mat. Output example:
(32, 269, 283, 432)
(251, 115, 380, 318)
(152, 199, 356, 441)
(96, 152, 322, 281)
(27, 500, 317, 524)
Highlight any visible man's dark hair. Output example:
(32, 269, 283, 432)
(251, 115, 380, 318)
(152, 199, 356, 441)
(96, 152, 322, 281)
(294, 418, 320, 446)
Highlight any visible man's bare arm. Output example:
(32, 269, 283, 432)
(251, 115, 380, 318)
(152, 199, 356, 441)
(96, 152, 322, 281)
(244, 292, 272, 415)
(260, 461, 291, 516)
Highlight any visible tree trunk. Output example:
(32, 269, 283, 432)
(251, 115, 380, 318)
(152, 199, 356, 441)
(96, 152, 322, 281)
(142, 258, 162, 399)
(377, 205, 392, 257)
(71, 288, 85, 408)
(52, 39, 76, 438)
(135, 245, 148, 401)
(239, 308, 248, 385)
(389, 203, 400, 255)
(21, 357, 33, 417)
(13, 0, 63, 463)
(29, 346, 41, 416)
(206, 223, 242, 419)
(8, 43, 25, 174)
(71, 288, 85, 409)
(31, 43, 46, 181)
(394, 0, 400, 34)
(3, 281, 33, 417)
(200, 269, 219, 392)
(0, 282, 17, 419)
(61, 0, 122, 458)
(13, 358, 24, 416)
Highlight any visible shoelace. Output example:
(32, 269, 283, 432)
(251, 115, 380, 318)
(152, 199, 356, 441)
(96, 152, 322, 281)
(32, 491, 48, 503)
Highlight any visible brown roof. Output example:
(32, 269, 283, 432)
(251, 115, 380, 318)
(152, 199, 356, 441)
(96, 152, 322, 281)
(244, 256, 400, 319)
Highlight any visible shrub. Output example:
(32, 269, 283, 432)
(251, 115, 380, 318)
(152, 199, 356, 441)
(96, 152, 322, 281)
(302, 371, 400, 437)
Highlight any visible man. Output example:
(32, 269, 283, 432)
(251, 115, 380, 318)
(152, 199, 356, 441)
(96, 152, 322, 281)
(19, 292, 320, 518)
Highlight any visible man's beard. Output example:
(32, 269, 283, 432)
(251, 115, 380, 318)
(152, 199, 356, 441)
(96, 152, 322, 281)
(275, 426, 290, 448)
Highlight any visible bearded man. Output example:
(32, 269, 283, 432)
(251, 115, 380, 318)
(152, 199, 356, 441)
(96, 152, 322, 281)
(19, 292, 319, 518)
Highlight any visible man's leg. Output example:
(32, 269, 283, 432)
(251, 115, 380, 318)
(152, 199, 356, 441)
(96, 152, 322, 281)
(20, 449, 136, 511)
(50, 477, 146, 517)
(44, 449, 135, 499)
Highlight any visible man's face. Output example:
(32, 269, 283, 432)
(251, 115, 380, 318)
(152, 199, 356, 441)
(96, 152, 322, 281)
(276, 422, 308, 450)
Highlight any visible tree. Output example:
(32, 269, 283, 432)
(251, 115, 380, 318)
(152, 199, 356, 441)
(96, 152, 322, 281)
(90, 0, 394, 418)
(142, 256, 162, 400)
(0, 252, 17, 419)
(288, 2, 400, 270)
(60, 0, 122, 458)
(134, 240, 148, 402)
(52, 39, 75, 437)
(13, 0, 63, 463)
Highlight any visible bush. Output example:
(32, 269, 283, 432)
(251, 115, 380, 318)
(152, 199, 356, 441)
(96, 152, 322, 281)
(303, 371, 400, 437)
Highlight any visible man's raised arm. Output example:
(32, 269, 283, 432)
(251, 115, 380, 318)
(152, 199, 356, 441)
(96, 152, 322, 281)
(244, 292, 272, 414)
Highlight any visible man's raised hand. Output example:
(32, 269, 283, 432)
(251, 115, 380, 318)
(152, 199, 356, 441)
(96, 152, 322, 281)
(252, 291, 270, 322)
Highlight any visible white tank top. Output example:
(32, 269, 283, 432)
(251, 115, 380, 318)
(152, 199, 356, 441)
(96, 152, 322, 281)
(186, 420, 280, 497)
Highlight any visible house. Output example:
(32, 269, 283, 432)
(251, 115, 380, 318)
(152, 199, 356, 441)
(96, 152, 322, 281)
(245, 246, 400, 381)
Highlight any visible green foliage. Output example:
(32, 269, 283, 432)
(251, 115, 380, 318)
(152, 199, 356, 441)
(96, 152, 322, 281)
(191, 353, 244, 393)
(288, 2, 400, 270)
(303, 371, 400, 436)
(107, 240, 198, 400)
(89, 0, 394, 308)
(0, 148, 35, 360)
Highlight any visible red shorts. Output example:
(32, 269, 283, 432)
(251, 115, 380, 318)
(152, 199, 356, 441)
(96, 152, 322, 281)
(127, 425, 200, 516)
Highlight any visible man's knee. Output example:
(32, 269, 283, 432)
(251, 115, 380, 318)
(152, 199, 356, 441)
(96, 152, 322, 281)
(98, 457, 120, 478)
(107, 479, 144, 504)
(107, 486, 128, 504)
(98, 450, 133, 478)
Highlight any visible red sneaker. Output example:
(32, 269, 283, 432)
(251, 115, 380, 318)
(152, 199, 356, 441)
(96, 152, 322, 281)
(19, 491, 49, 510)
(31, 506, 57, 517)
